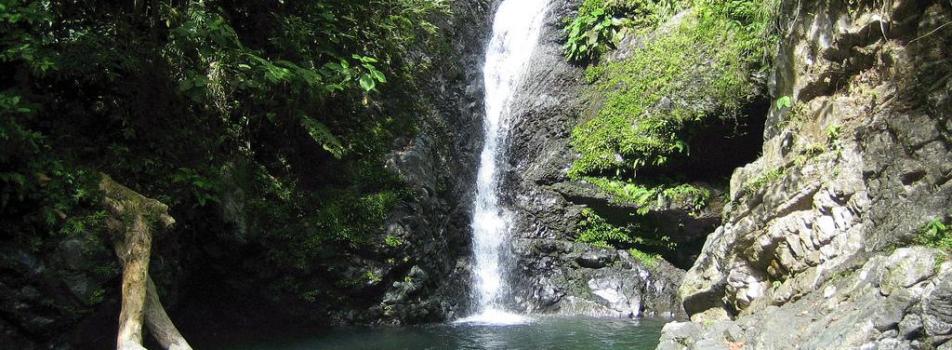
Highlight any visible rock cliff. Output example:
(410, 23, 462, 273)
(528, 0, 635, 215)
(658, 0, 952, 348)
(499, 0, 691, 319)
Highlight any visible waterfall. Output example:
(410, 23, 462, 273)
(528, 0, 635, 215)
(457, 0, 549, 325)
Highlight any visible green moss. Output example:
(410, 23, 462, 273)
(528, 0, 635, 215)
(628, 247, 661, 268)
(384, 234, 404, 247)
(365, 270, 382, 284)
(569, 0, 777, 177)
(583, 176, 711, 214)
(916, 219, 952, 252)
(741, 166, 785, 195)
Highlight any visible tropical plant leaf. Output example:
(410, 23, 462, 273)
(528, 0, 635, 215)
(300, 116, 345, 158)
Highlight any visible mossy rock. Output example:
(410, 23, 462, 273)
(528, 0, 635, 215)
(569, 1, 775, 178)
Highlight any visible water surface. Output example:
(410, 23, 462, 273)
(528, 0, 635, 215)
(217, 317, 666, 350)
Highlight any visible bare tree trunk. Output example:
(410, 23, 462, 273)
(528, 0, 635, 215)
(101, 175, 193, 350)
(112, 214, 152, 350)
(145, 277, 192, 350)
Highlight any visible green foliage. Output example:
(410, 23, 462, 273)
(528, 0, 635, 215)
(628, 247, 661, 268)
(826, 124, 842, 145)
(563, 0, 686, 63)
(86, 288, 106, 305)
(59, 210, 108, 237)
(300, 116, 345, 159)
(577, 208, 675, 268)
(776, 96, 793, 109)
(584, 176, 711, 214)
(618, 0, 687, 28)
(0, 154, 106, 251)
(585, 177, 658, 214)
(693, 0, 779, 64)
(563, 0, 628, 62)
(0, 0, 56, 74)
(384, 235, 404, 248)
(916, 219, 952, 252)
(365, 270, 383, 284)
(254, 162, 410, 270)
(578, 208, 637, 247)
(315, 189, 404, 244)
(0, 0, 454, 303)
(576, 208, 675, 251)
(568, 0, 777, 177)
(792, 142, 826, 167)
(170, 168, 220, 208)
(742, 166, 785, 195)
(662, 183, 713, 212)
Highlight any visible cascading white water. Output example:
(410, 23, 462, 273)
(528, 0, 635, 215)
(456, 0, 549, 326)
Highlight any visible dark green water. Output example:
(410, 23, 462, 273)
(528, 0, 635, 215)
(214, 317, 666, 350)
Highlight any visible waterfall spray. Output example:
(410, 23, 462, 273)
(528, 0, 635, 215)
(457, 0, 549, 326)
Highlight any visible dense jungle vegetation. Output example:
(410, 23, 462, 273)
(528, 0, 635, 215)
(0, 0, 451, 306)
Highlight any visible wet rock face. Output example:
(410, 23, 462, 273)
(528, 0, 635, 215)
(335, 0, 495, 324)
(494, 0, 689, 319)
(507, 239, 686, 319)
(660, 0, 952, 348)
(502, 0, 587, 241)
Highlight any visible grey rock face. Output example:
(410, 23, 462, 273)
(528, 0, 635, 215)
(488, 0, 689, 320)
(0, 239, 121, 349)
(340, 0, 496, 324)
(508, 239, 686, 319)
(659, 0, 952, 348)
(662, 249, 952, 349)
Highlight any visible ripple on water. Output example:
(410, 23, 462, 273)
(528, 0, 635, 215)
(211, 317, 668, 350)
